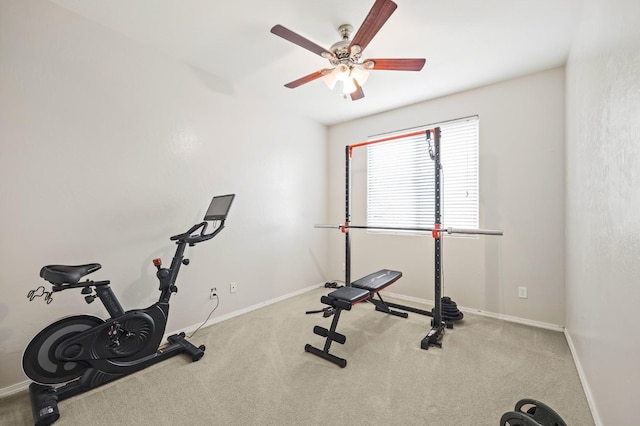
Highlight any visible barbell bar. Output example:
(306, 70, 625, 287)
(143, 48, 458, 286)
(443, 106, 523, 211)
(314, 224, 503, 236)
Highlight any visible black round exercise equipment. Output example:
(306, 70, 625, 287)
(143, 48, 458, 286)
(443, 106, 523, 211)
(22, 194, 235, 426)
(441, 296, 464, 322)
(500, 398, 567, 426)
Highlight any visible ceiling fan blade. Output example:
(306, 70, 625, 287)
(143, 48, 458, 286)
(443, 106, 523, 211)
(363, 58, 426, 71)
(350, 81, 365, 101)
(349, 0, 398, 53)
(271, 25, 331, 57)
(284, 70, 329, 88)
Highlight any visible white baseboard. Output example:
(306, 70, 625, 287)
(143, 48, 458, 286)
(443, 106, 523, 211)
(164, 282, 323, 339)
(383, 291, 565, 332)
(564, 329, 602, 426)
(0, 283, 323, 398)
(0, 380, 31, 398)
(468, 309, 564, 332)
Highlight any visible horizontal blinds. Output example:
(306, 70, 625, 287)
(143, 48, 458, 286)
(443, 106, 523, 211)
(367, 116, 479, 230)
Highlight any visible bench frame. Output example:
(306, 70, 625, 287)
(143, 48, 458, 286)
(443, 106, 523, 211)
(304, 269, 407, 368)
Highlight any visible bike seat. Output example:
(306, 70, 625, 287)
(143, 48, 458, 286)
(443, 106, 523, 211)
(40, 263, 101, 285)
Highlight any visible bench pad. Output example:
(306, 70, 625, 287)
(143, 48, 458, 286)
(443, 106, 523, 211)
(327, 286, 370, 304)
(351, 269, 402, 292)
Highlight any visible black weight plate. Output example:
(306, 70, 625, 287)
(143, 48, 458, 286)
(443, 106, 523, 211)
(514, 399, 567, 426)
(500, 411, 540, 426)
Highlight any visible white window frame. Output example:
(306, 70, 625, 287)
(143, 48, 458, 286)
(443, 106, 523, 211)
(366, 116, 479, 235)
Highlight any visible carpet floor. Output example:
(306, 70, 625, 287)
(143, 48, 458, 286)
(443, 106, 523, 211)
(0, 287, 594, 425)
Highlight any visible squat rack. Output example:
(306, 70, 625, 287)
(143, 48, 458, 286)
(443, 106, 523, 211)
(317, 126, 503, 349)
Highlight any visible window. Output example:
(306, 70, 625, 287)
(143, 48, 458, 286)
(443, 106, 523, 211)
(367, 116, 479, 231)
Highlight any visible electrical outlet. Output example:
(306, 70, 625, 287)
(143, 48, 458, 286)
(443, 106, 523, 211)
(518, 286, 528, 299)
(230, 282, 237, 293)
(210, 288, 217, 299)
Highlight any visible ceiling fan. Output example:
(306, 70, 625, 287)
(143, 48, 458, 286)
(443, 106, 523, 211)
(270, 0, 426, 101)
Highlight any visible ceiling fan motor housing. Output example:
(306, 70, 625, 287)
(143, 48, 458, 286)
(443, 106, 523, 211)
(328, 25, 362, 66)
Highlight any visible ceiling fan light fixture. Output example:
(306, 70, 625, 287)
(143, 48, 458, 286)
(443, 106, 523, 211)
(350, 66, 369, 86)
(334, 64, 350, 81)
(323, 72, 338, 90)
(342, 78, 358, 97)
(323, 63, 350, 90)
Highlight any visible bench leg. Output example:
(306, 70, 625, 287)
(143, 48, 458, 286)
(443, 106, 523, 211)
(369, 293, 409, 318)
(313, 325, 346, 345)
(305, 309, 348, 368)
(304, 344, 347, 368)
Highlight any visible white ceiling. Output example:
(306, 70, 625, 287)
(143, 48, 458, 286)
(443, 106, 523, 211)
(49, 0, 583, 126)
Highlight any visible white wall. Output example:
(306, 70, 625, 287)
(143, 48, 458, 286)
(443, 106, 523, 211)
(327, 68, 566, 326)
(565, 0, 640, 424)
(0, 0, 328, 389)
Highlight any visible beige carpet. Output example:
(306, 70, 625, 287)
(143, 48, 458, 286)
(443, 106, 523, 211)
(0, 288, 594, 425)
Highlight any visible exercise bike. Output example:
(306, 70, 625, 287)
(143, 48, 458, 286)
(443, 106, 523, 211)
(22, 194, 235, 426)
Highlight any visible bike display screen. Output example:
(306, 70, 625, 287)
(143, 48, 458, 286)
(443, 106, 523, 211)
(204, 194, 235, 221)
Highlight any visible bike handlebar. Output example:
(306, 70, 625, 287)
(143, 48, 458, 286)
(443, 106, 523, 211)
(170, 220, 225, 245)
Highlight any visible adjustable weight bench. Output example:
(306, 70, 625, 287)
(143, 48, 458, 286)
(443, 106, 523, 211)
(304, 269, 407, 367)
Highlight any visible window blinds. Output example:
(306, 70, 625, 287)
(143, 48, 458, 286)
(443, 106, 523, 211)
(367, 116, 479, 231)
